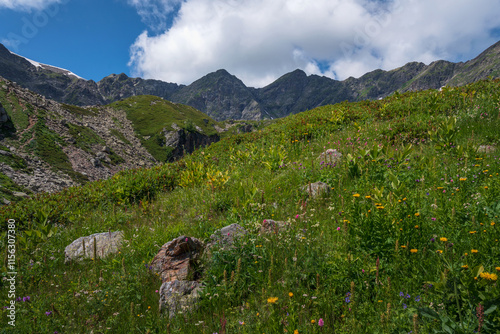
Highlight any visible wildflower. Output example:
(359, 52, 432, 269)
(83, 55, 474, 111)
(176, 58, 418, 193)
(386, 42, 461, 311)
(484, 186, 488, 189)
(401, 245, 406, 249)
(403, 303, 407, 309)
(471, 249, 478, 254)
(440, 237, 448, 242)
(399, 292, 404, 297)
(462, 265, 469, 269)
(459, 178, 467, 181)
(410, 249, 418, 253)
(289, 292, 293, 297)
(415, 213, 420, 217)
(479, 272, 498, 281)
(495, 267, 500, 272)
(365, 195, 371, 199)
(239, 321, 245, 325)
(45, 311, 52, 316)
(267, 297, 278, 304)
(294, 330, 299, 334)
(469, 231, 477, 234)
(415, 296, 420, 302)
(353, 194, 360, 197)
(337, 227, 341, 231)
(415, 225, 419, 229)
(436, 250, 443, 254)
(311, 319, 316, 324)
(491, 222, 496, 226)
(318, 318, 324, 327)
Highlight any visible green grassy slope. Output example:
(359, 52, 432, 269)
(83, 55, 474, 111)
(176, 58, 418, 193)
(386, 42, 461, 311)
(0, 79, 499, 333)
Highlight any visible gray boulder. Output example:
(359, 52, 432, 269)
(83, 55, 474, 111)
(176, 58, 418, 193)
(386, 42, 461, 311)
(318, 149, 342, 164)
(259, 219, 290, 234)
(64, 231, 124, 262)
(301, 181, 331, 198)
(159, 280, 204, 318)
(207, 223, 247, 249)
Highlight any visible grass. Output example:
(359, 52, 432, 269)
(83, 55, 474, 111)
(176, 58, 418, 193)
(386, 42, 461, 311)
(0, 79, 499, 333)
(109, 95, 221, 162)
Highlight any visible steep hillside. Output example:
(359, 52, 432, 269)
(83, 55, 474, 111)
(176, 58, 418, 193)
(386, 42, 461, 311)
(0, 78, 498, 333)
(0, 77, 254, 203)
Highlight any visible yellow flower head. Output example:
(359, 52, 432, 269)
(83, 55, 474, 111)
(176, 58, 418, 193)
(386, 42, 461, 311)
(461, 265, 468, 269)
(289, 292, 293, 297)
(415, 213, 420, 217)
(353, 194, 360, 197)
(267, 297, 278, 304)
(469, 231, 477, 234)
(311, 319, 316, 324)
(436, 250, 443, 254)
(440, 237, 448, 242)
(471, 249, 478, 254)
(410, 249, 418, 253)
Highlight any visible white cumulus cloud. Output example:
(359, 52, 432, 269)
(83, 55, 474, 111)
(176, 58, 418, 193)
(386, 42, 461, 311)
(128, 0, 500, 87)
(0, 0, 63, 11)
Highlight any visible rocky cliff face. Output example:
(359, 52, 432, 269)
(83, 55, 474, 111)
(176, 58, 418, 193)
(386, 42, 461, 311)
(0, 76, 221, 202)
(164, 128, 220, 159)
(1, 41, 500, 121)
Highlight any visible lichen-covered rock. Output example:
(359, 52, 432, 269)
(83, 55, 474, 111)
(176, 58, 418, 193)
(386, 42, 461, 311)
(301, 181, 331, 198)
(318, 149, 342, 165)
(259, 219, 290, 234)
(64, 231, 124, 263)
(159, 280, 204, 318)
(207, 223, 248, 249)
(150, 236, 204, 283)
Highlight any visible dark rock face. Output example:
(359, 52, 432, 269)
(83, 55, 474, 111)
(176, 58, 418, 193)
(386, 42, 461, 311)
(164, 128, 220, 160)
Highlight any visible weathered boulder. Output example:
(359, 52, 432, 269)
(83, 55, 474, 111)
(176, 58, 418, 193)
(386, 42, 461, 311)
(301, 181, 331, 198)
(318, 149, 342, 164)
(478, 145, 496, 153)
(64, 231, 124, 263)
(150, 236, 204, 283)
(259, 219, 290, 234)
(207, 223, 248, 249)
(159, 280, 204, 318)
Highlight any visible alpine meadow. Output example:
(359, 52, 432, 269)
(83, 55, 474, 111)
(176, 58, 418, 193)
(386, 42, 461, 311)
(0, 76, 499, 333)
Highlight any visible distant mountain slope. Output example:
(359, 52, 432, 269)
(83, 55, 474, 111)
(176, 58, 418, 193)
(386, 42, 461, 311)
(0, 76, 247, 201)
(1, 41, 499, 121)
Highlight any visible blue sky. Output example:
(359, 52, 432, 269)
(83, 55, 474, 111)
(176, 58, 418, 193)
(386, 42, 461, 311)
(1, 0, 500, 87)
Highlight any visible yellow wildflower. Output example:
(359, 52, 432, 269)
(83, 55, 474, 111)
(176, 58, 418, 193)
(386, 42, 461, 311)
(469, 231, 477, 234)
(267, 297, 278, 304)
(471, 249, 478, 254)
(410, 249, 418, 253)
(353, 194, 360, 197)
(365, 195, 371, 199)
(440, 237, 448, 242)
(311, 319, 316, 324)
(436, 250, 443, 254)
(415, 213, 420, 217)
(289, 292, 293, 297)
(461, 265, 468, 269)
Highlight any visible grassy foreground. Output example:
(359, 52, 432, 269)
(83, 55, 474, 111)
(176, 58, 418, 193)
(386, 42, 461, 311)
(1, 79, 500, 333)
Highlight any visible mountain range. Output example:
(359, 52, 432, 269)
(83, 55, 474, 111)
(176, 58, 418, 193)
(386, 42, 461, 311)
(1, 41, 500, 121)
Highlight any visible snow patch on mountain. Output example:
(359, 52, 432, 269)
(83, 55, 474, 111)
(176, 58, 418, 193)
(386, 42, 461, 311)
(9, 50, 85, 80)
